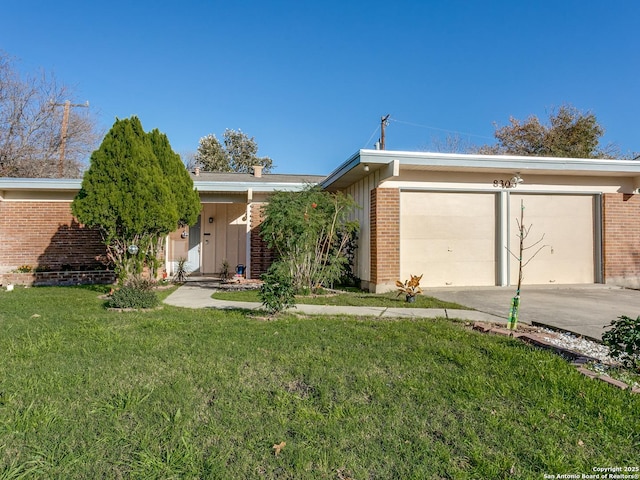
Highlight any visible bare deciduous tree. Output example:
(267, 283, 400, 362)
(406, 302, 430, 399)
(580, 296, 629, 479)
(506, 200, 549, 331)
(474, 104, 627, 159)
(426, 133, 475, 154)
(180, 151, 198, 172)
(0, 51, 101, 178)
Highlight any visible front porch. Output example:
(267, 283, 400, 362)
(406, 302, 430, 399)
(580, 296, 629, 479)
(166, 202, 251, 279)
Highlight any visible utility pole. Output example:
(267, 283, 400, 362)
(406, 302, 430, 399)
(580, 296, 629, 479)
(52, 100, 89, 177)
(380, 114, 390, 150)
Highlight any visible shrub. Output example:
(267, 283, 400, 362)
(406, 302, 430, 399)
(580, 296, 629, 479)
(127, 277, 156, 291)
(174, 258, 189, 283)
(220, 260, 231, 281)
(602, 315, 640, 370)
(259, 186, 359, 293)
(108, 283, 159, 309)
(259, 267, 295, 316)
(71, 117, 200, 284)
(396, 274, 423, 302)
(337, 227, 360, 288)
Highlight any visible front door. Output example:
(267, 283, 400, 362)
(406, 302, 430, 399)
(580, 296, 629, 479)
(187, 214, 201, 274)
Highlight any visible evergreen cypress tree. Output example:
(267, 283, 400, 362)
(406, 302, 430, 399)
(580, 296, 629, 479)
(72, 117, 198, 281)
(148, 128, 200, 227)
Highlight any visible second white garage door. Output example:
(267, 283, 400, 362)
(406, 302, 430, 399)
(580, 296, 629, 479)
(508, 194, 595, 285)
(400, 191, 497, 287)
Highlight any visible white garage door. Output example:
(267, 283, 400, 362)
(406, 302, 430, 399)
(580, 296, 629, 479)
(400, 192, 497, 287)
(509, 194, 595, 285)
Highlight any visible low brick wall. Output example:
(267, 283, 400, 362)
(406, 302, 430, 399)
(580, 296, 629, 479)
(1, 270, 116, 287)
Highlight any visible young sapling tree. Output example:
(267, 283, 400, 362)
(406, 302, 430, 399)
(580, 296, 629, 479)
(507, 200, 549, 331)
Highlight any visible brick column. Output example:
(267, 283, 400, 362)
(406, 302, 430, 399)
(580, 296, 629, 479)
(249, 203, 276, 279)
(602, 193, 640, 288)
(370, 188, 400, 292)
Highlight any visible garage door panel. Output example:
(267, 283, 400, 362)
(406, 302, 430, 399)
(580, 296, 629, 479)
(406, 261, 496, 286)
(509, 194, 594, 284)
(403, 192, 494, 215)
(401, 192, 497, 287)
(402, 239, 495, 262)
(519, 260, 594, 285)
(403, 215, 494, 240)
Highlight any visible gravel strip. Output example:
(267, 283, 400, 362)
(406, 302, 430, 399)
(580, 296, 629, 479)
(536, 327, 615, 364)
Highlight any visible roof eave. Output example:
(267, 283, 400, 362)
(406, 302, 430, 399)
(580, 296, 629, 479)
(358, 149, 640, 172)
(322, 149, 640, 190)
(0, 177, 317, 194)
(192, 180, 317, 193)
(0, 178, 83, 191)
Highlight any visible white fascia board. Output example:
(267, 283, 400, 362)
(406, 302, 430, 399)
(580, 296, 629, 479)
(192, 181, 316, 193)
(320, 151, 362, 189)
(322, 149, 640, 191)
(358, 149, 640, 174)
(0, 178, 315, 195)
(0, 178, 82, 191)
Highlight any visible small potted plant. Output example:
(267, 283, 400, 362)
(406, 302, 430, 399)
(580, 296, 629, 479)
(396, 274, 423, 303)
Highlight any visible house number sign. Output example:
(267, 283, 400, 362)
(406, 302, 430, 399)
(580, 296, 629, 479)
(493, 179, 518, 189)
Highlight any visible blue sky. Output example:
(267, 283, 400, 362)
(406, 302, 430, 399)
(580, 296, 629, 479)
(2, 0, 638, 174)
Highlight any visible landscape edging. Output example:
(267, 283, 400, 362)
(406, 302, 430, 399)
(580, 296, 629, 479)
(472, 322, 638, 394)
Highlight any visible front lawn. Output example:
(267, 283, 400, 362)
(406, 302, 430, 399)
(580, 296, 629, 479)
(0, 286, 638, 478)
(212, 288, 470, 309)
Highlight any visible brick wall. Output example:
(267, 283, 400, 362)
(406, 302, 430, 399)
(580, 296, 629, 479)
(1, 270, 116, 287)
(370, 188, 400, 291)
(0, 201, 107, 272)
(249, 202, 276, 279)
(602, 193, 640, 288)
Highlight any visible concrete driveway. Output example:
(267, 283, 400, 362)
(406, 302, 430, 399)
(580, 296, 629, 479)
(427, 284, 640, 340)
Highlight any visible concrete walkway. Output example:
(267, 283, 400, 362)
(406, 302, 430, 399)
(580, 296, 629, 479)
(163, 282, 640, 340)
(163, 284, 503, 323)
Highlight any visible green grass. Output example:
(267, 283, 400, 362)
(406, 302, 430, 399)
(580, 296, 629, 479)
(1, 286, 639, 479)
(212, 288, 470, 309)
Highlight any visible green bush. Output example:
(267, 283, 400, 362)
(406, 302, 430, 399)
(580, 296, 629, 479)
(108, 285, 159, 309)
(259, 267, 295, 315)
(259, 185, 359, 293)
(602, 315, 640, 370)
(174, 257, 189, 283)
(126, 277, 156, 292)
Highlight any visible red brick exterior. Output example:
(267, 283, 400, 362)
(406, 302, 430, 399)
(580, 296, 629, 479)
(370, 188, 400, 289)
(249, 202, 276, 279)
(1, 270, 116, 286)
(0, 201, 107, 272)
(603, 193, 640, 287)
(5, 191, 638, 289)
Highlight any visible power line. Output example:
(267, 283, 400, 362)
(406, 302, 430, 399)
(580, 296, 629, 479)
(389, 118, 494, 141)
(362, 124, 380, 149)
